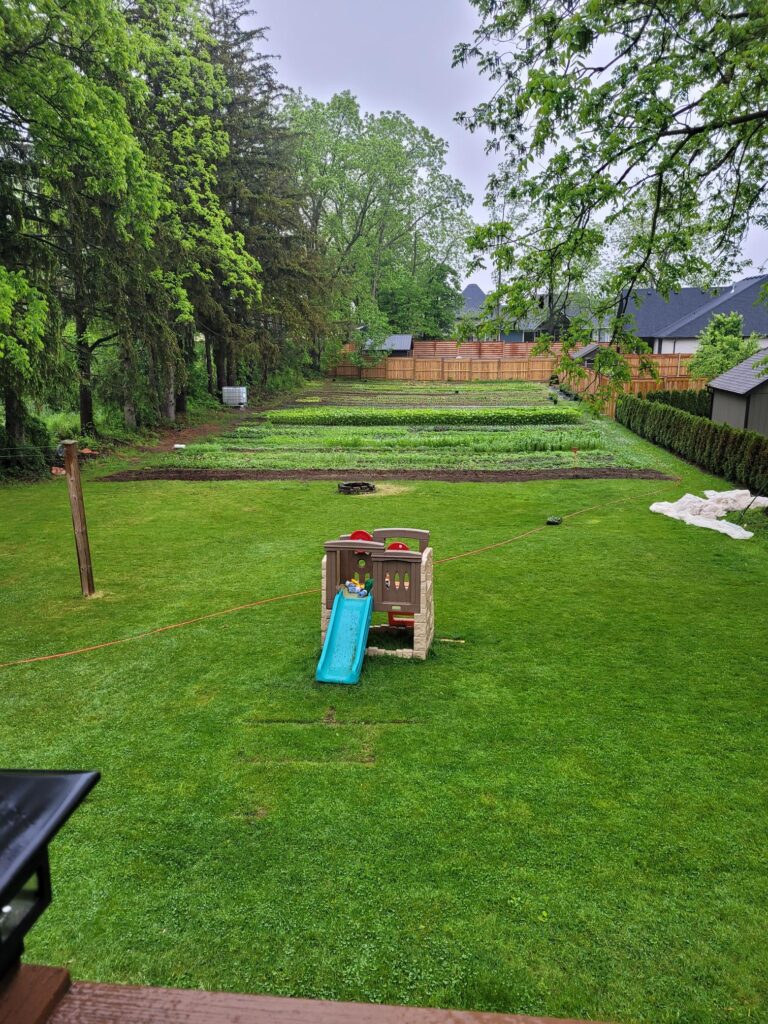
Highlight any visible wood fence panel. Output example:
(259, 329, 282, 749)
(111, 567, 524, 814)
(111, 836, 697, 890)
(328, 355, 704, 390)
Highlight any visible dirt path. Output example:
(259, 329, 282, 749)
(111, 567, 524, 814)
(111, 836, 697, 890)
(99, 467, 676, 484)
(138, 409, 252, 453)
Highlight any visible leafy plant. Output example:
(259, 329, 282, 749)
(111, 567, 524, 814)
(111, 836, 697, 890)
(688, 314, 761, 381)
(265, 406, 582, 427)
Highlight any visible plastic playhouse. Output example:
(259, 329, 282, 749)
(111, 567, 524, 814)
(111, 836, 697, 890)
(316, 528, 434, 684)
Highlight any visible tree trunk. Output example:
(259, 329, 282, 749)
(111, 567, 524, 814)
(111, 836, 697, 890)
(121, 343, 137, 430)
(214, 342, 226, 397)
(3, 384, 25, 445)
(76, 327, 96, 435)
(176, 387, 187, 415)
(161, 364, 176, 422)
(226, 343, 236, 387)
(205, 336, 215, 395)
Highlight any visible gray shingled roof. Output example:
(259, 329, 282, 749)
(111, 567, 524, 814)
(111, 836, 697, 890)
(626, 275, 768, 339)
(461, 284, 487, 315)
(363, 334, 412, 353)
(572, 342, 601, 359)
(626, 286, 725, 338)
(708, 350, 768, 395)
(660, 276, 768, 338)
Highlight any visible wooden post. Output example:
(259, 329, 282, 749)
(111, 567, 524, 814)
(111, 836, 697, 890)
(62, 440, 95, 597)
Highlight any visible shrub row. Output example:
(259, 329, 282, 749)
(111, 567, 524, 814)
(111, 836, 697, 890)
(616, 394, 768, 492)
(266, 406, 581, 427)
(644, 388, 711, 417)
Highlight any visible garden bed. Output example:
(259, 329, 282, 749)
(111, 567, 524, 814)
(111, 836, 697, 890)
(99, 467, 675, 484)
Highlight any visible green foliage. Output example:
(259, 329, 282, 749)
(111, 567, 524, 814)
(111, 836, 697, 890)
(266, 406, 581, 427)
(455, 1, 768, 390)
(285, 92, 473, 365)
(645, 389, 711, 418)
(616, 394, 768, 493)
(687, 313, 761, 381)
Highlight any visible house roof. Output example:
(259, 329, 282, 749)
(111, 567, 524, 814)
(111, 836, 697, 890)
(708, 350, 768, 395)
(661, 276, 768, 338)
(626, 287, 725, 338)
(627, 275, 768, 340)
(461, 284, 487, 315)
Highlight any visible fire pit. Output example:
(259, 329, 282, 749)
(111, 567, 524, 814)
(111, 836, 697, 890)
(338, 481, 376, 495)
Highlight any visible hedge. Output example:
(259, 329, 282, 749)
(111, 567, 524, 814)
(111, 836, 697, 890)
(616, 394, 768, 492)
(266, 406, 582, 427)
(644, 388, 711, 417)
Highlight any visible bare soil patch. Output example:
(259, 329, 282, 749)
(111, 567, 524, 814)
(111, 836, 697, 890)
(98, 467, 675, 484)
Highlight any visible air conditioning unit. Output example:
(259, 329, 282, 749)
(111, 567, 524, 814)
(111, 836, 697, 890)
(222, 386, 247, 408)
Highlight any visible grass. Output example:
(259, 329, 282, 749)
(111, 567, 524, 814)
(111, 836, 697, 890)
(1, 437, 767, 1022)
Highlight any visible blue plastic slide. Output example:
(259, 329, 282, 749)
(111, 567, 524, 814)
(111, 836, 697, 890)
(316, 590, 374, 684)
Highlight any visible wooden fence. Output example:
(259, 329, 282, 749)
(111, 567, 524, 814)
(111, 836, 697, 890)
(573, 371, 708, 416)
(329, 353, 698, 383)
(331, 357, 559, 381)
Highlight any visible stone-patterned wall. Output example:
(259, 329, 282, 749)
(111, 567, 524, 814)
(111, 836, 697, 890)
(321, 555, 330, 642)
(413, 547, 434, 660)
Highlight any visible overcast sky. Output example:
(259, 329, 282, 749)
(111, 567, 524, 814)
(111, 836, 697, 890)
(251, 0, 765, 292)
(251, 0, 497, 289)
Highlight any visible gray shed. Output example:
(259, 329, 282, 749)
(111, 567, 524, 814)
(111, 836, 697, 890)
(572, 342, 602, 368)
(364, 334, 413, 356)
(709, 352, 768, 436)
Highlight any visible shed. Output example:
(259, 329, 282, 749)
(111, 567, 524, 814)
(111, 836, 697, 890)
(708, 351, 768, 436)
(364, 334, 413, 356)
(572, 342, 601, 368)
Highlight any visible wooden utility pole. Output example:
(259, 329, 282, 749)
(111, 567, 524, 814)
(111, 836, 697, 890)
(62, 440, 95, 597)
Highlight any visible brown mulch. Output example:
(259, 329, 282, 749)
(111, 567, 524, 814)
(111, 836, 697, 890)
(98, 467, 676, 484)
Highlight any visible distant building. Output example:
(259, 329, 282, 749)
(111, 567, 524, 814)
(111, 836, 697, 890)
(626, 275, 768, 354)
(709, 351, 768, 437)
(364, 334, 413, 356)
(459, 285, 583, 343)
(571, 342, 601, 368)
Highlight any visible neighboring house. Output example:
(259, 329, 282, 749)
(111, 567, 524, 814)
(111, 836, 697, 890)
(460, 285, 588, 343)
(364, 334, 413, 356)
(708, 351, 768, 437)
(627, 275, 768, 354)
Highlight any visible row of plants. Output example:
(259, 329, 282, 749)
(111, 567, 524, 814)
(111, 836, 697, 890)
(159, 446, 621, 472)
(616, 394, 768, 492)
(644, 389, 711, 417)
(222, 425, 604, 453)
(265, 406, 582, 427)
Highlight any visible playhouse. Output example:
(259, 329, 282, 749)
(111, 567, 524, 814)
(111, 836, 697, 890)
(317, 528, 434, 683)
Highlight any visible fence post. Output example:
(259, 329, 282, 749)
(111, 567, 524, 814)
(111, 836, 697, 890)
(62, 440, 95, 597)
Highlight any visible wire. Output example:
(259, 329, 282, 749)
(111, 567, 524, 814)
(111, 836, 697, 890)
(0, 490, 663, 671)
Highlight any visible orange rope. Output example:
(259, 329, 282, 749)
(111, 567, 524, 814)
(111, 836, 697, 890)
(0, 491, 661, 671)
(435, 495, 635, 564)
(0, 589, 319, 670)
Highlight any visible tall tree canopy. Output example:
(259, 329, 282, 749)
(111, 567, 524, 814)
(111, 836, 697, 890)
(1, 0, 473, 472)
(455, 0, 768, 332)
(286, 92, 472, 366)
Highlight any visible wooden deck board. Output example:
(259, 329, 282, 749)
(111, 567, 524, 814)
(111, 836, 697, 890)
(49, 982, 607, 1024)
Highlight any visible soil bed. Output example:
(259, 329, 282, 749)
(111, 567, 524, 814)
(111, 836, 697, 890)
(99, 467, 675, 484)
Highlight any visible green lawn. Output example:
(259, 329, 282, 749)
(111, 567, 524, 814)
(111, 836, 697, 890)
(1, 438, 767, 1023)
